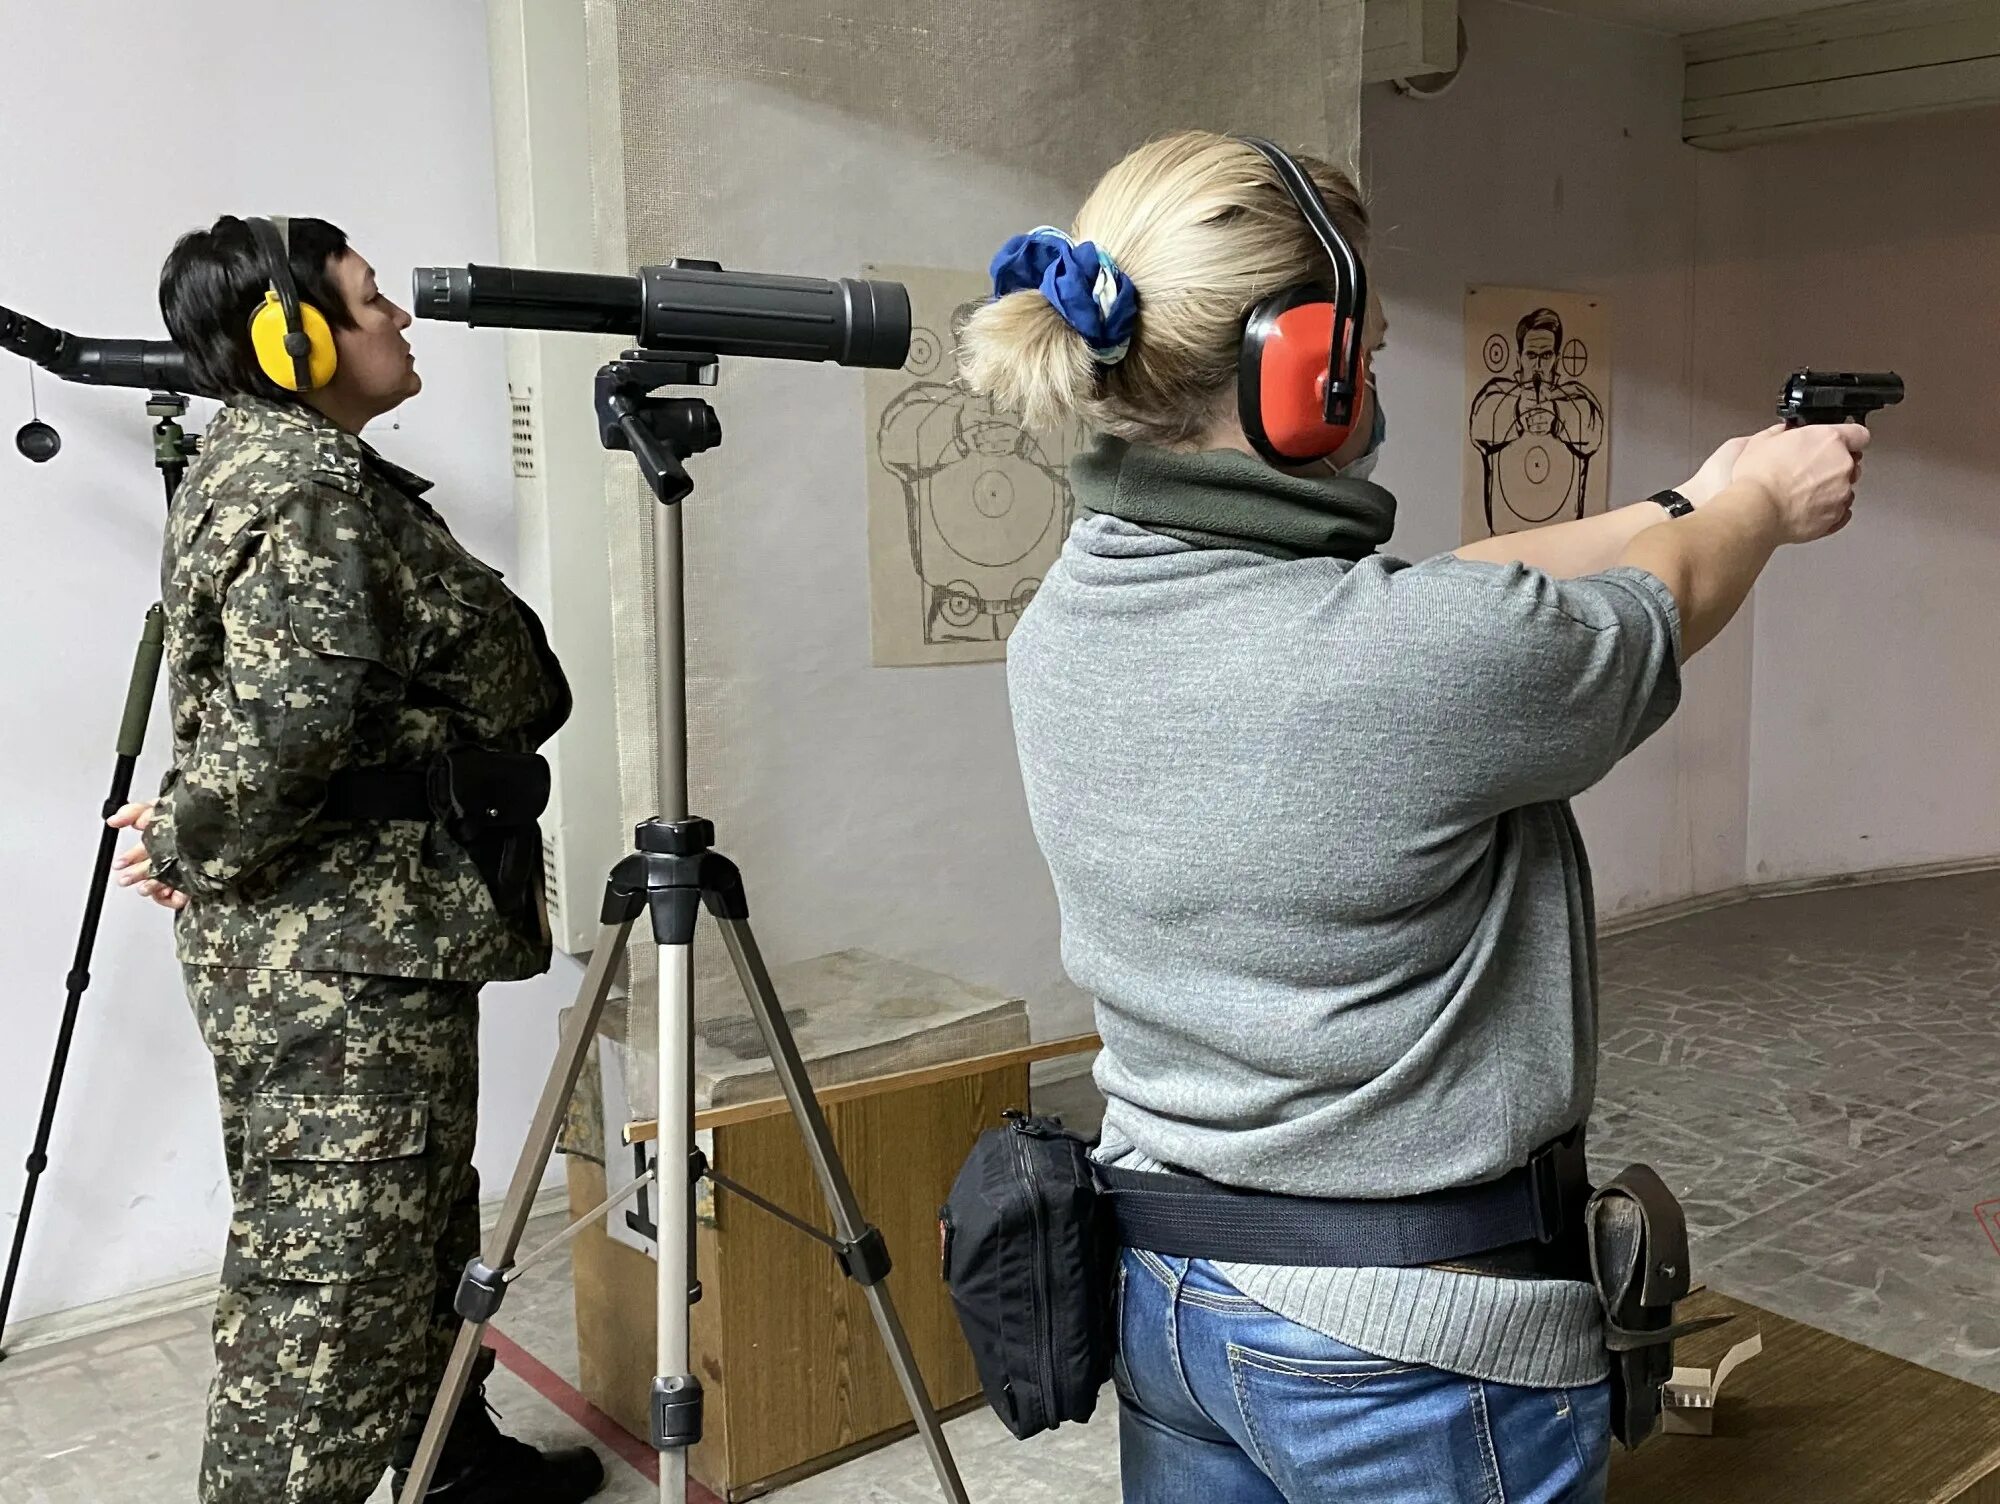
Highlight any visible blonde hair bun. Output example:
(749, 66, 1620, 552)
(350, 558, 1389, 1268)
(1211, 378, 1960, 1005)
(959, 130, 1367, 449)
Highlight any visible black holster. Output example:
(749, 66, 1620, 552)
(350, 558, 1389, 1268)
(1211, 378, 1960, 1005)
(427, 748, 551, 921)
(1586, 1163, 1734, 1449)
(322, 748, 551, 920)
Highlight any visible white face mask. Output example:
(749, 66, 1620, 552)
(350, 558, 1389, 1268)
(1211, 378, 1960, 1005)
(1321, 388, 1387, 482)
(1338, 446, 1381, 483)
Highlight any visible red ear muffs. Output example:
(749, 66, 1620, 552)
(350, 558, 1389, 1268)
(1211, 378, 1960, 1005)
(1238, 285, 1369, 467)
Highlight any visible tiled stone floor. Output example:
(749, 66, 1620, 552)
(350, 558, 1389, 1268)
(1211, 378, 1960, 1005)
(3, 872, 1996, 1502)
(1588, 874, 2000, 1389)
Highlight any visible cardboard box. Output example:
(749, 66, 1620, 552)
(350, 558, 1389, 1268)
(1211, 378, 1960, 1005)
(1662, 1331, 1764, 1435)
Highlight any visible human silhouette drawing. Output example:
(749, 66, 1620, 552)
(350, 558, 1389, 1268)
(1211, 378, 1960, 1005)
(1468, 306, 1605, 535)
(876, 302, 1074, 646)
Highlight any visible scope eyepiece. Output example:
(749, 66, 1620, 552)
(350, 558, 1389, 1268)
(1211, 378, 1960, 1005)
(412, 266, 471, 324)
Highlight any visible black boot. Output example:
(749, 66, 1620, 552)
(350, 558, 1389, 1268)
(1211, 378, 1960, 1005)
(391, 1348, 606, 1504)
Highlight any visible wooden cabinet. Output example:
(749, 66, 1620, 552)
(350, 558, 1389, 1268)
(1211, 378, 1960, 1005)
(563, 955, 1054, 1500)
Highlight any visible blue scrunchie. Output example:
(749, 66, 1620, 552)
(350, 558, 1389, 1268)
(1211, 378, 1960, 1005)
(989, 226, 1139, 365)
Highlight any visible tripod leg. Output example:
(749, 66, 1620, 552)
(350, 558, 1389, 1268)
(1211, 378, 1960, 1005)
(714, 917, 972, 1504)
(397, 916, 637, 1504)
(0, 804, 127, 1357)
(0, 606, 165, 1359)
(656, 937, 696, 1504)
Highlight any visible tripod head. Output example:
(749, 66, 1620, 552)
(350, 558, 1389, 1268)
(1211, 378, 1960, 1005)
(595, 349, 722, 506)
(147, 390, 200, 505)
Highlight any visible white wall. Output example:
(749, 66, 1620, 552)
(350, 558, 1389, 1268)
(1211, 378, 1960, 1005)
(601, 3, 1368, 1052)
(0, 0, 577, 1325)
(1362, 0, 1754, 917)
(1694, 108, 2000, 884)
(1366, 0, 2000, 901)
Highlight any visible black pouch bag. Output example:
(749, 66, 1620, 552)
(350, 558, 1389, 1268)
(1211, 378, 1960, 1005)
(939, 1111, 1117, 1440)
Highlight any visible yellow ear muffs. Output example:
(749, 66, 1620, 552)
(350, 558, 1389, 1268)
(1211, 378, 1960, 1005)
(249, 291, 337, 391)
(244, 216, 338, 392)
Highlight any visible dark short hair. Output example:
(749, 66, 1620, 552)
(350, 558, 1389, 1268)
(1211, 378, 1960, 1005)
(159, 216, 353, 401)
(1516, 306, 1563, 351)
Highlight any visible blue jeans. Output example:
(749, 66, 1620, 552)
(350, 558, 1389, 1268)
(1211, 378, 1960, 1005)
(1114, 1250, 1611, 1504)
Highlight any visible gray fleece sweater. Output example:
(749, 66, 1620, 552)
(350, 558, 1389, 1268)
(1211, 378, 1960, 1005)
(1006, 453, 1681, 1389)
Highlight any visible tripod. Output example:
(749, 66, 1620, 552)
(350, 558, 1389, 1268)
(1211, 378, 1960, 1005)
(399, 353, 970, 1504)
(0, 392, 199, 1357)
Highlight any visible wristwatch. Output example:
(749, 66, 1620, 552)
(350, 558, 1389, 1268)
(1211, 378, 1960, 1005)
(1649, 487, 1696, 518)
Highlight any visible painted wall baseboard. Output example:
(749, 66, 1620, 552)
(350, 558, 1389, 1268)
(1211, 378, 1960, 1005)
(1, 1183, 571, 1358)
(1597, 853, 2000, 936)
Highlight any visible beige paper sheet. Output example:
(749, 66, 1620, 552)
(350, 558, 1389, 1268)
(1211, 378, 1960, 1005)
(864, 264, 1085, 667)
(1462, 285, 1612, 544)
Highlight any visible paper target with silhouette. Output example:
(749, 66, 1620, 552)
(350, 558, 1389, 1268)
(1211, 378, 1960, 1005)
(864, 264, 1083, 666)
(1462, 286, 1610, 543)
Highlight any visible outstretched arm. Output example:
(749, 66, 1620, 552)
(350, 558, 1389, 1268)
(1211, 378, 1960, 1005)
(1453, 432, 1757, 575)
(1624, 423, 1865, 658)
(1454, 500, 1667, 575)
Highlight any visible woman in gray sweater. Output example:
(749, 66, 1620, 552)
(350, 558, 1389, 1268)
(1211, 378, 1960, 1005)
(960, 130, 1866, 1503)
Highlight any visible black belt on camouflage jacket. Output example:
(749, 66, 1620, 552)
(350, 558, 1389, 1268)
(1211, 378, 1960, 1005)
(322, 749, 551, 920)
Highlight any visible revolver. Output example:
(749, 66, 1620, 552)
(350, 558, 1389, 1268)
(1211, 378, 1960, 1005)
(1777, 369, 1904, 427)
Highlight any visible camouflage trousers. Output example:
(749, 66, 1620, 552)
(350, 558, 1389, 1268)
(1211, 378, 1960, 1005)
(186, 965, 481, 1504)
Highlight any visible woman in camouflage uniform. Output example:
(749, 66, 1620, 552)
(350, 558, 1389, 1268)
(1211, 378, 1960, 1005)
(111, 215, 603, 1504)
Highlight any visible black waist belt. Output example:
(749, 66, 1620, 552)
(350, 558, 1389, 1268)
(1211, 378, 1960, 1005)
(319, 750, 552, 921)
(1099, 1124, 1591, 1279)
(320, 749, 551, 831)
(322, 768, 431, 822)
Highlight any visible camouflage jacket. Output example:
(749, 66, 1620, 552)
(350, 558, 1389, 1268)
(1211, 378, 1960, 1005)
(142, 398, 572, 980)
